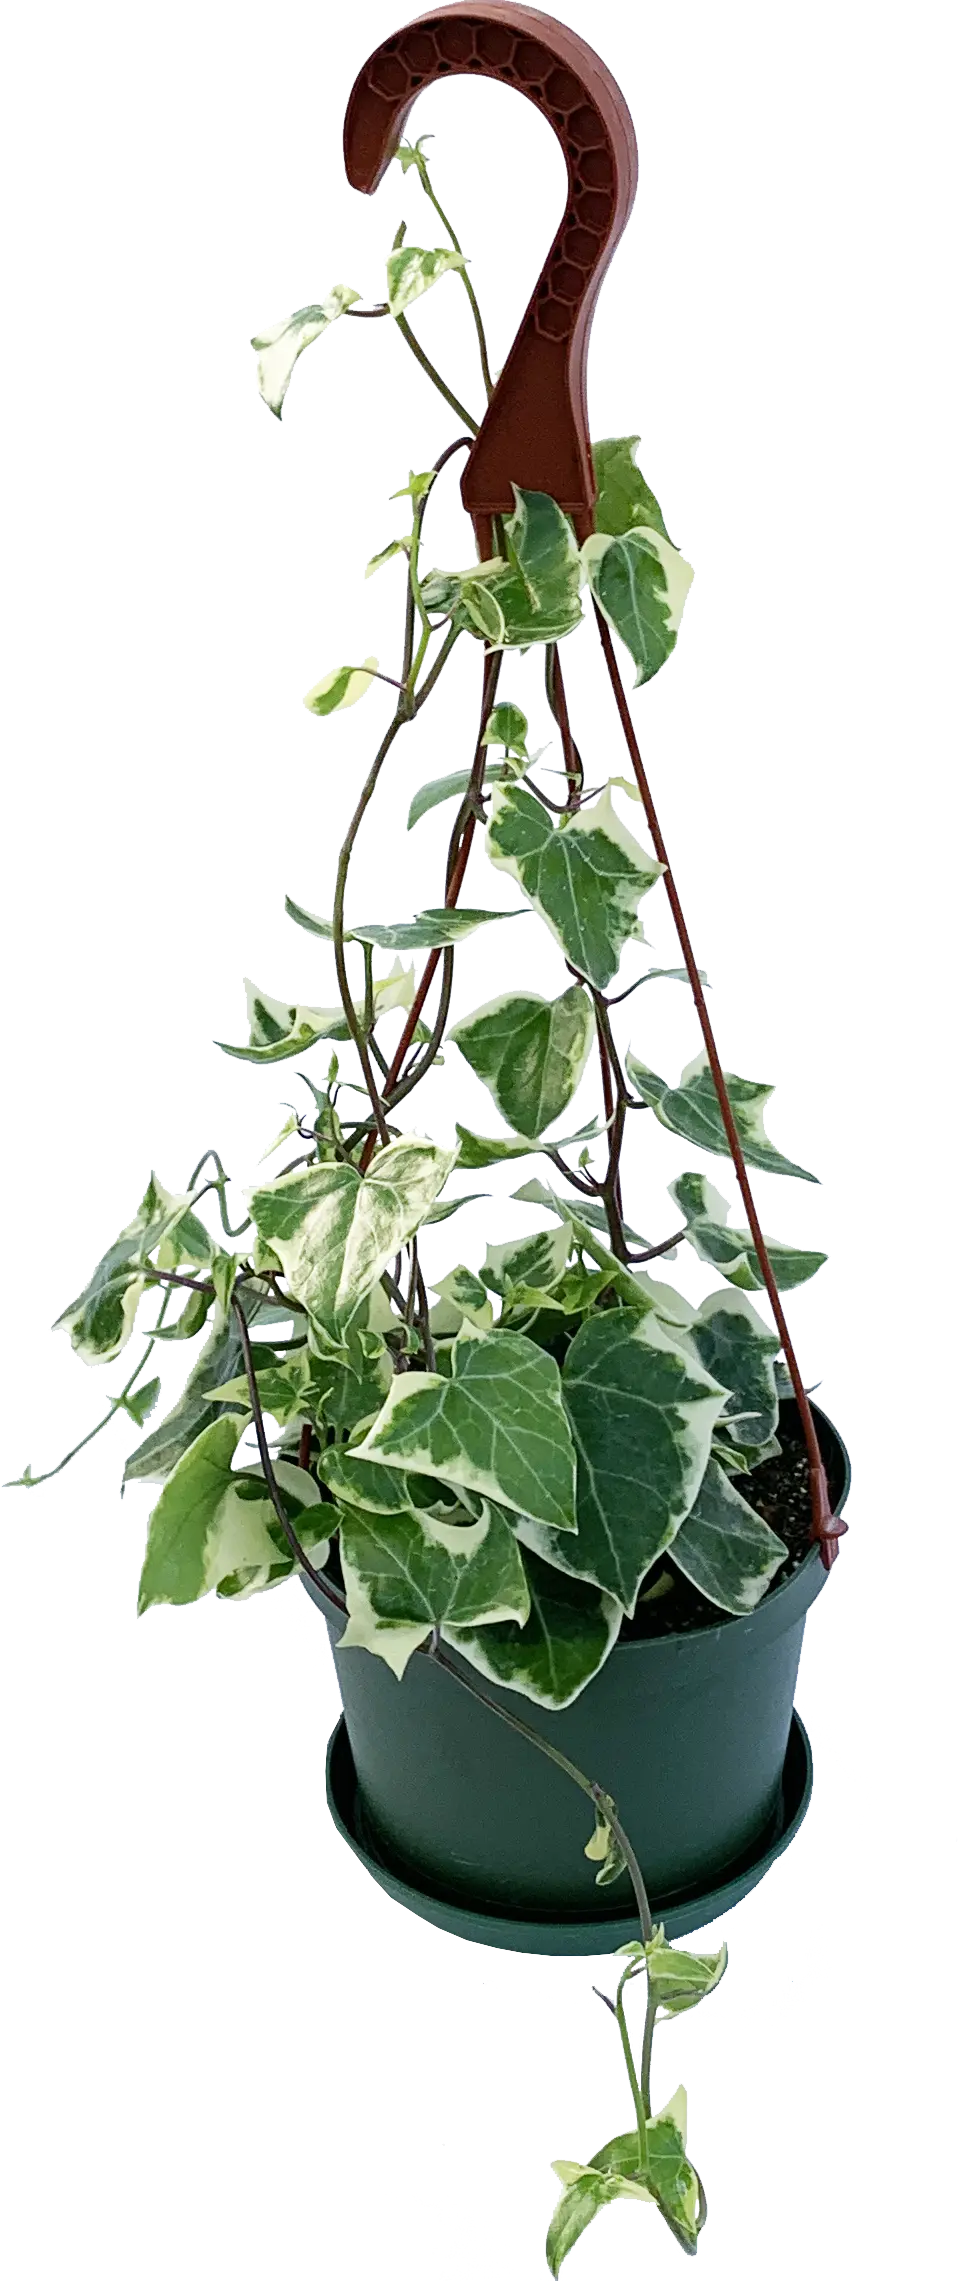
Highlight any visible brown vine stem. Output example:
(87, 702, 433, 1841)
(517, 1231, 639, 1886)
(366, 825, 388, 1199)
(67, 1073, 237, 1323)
(593, 605, 843, 1563)
(231, 1296, 346, 1614)
(360, 648, 502, 1170)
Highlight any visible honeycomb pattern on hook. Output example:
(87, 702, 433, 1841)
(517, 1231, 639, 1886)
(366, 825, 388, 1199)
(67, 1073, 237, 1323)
(362, 15, 617, 344)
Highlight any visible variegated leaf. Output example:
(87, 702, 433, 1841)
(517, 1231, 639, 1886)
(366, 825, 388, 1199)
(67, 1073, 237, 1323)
(626, 1050, 817, 1182)
(217, 961, 414, 1064)
(430, 1265, 495, 1330)
(123, 1301, 283, 1484)
(666, 1450, 784, 1614)
(481, 487, 584, 647)
(136, 1417, 331, 1612)
(338, 1502, 530, 1679)
(481, 700, 529, 757)
(248, 1137, 454, 1331)
(451, 1546, 620, 1709)
(480, 1224, 572, 1297)
(215, 1459, 338, 1599)
(450, 986, 594, 1138)
(386, 243, 466, 315)
(303, 657, 378, 715)
(453, 1118, 603, 1172)
(582, 525, 693, 686)
(251, 285, 360, 417)
(487, 781, 661, 991)
(55, 1175, 207, 1367)
(407, 763, 511, 831)
(365, 536, 410, 578)
(689, 1289, 780, 1450)
(513, 1179, 650, 1253)
(351, 1327, 576, 1533)
(319, 1444, 450, 1517)
(592, 435, 672, 543)
(670, 1170, 826, 1290)
(284, 894, 519, 954)
(519, 1311, 727, 1613)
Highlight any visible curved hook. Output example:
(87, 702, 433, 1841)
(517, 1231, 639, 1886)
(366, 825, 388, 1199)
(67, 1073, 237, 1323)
(344, 3, 637, 553)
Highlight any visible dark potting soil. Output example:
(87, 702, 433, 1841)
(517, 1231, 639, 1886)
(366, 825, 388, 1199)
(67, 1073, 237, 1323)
(622, 1404, 831, 1642)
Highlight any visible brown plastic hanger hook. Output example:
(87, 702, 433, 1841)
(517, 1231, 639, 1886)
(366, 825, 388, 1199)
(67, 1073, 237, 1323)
(344, 2, 637, 556)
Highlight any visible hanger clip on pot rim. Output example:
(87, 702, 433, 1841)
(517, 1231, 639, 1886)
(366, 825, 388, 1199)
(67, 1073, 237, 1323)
(16, 8, 851, 2273)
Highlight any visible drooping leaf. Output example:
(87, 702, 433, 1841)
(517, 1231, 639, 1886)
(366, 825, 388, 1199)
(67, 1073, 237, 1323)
(349, 907, 523, 951)
(423, 1191, 486, 1225)
(407, 763, 511, 831)
(481, 487, 584, 647)
(480, 1224, 572, 1297)
(584, 1803, 628, 1887)
(283, 896, 336, 940)
(303, 657, 378, 715)
(338, 1502, 531, 1679)
(666, 1450, 784, 1614)
(123, 1376, 161, 1428)
(217, 982, 347, 1064)
(150, 1286, 216, 1343)
(546, 2171, 608, 2276)
(670, 1170, 826, 1290)
(518, 1311, 727, 1613)
(365, 536, 411, 578)
(452, 1546, 620, 1709)
(629, 1926, 729, 2017)
(55, 1175, 206, 1367)
(487, 781, 661, 990)
(453, 1118, 603, 1172)
(591, 435, 672, 543)
(584, 2090, 702, 2250)
(626, 1050, 817, 1182)
(123, 1307, 266, 1484)
(582, 524, 693, 686)
(251, 285, 360, 417)
(247, 1137, 455, 1331)
(450, 986, 594, 1138)
(513, 1180, 650, 1252)
(136, 1415, 322, 1612)
(385, 243, 466, 315)
(689, 1289, 780, 1450)
(351, 1327, 576, 1534)
(547, 2162, 606, 2271)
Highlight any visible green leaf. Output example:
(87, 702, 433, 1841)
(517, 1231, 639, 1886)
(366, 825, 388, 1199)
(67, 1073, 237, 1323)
(643, 1930, 729, 2016)
(666, 1450, 784, 1614)
(349, 907, 523, 951)
(123, 1375, 161, 1428)
(283, 896, 336, 940)
(319, 1443, 445, 1517)
(581, 524, 694, 686)
(483, 487, 584, 648)
(431, 1265, 495, 1330)
(247, 1137, 455, 1331)
(213, 1458, 337, 1599)
(514, 1182, 650, 1252)
(211, 1254, 238, 1317)
(54, 1175, 205, 1367)
(138, 1415, 267, 1611)
(362, 529, 410, 574)
(218, 981, 346, 1064)
(338, 1502, 531, 1679)
(626, 1050, 818, 1182)
(251, 285, 360, 417)
(689, 1289, 780, 1450)
(517, 1311, 727, 1613)
(450, 986, 594, 1138)
(482, 701, 529, 757)
(546, 2171, 608, 2275)
(351, 1327, 576, 1533)
(487, 782, 661, 991)
(385, 243, 466, 316)
(394, 134, 433, 184)
(452, 1546, 621, 1709)
(509, 1181, 657, 1310)
(670, 1170, 826, 1290)
(152, 1285, 216, 1341)
(453, 1118, 603, 1172)
(591, 435, 672, 543)
(303, 657, 378, 715)
(423, 1191, 486, 1225)
(123, 1307, 263, 1484)
(480, 1224, 572, 1297)
(407, 763, 511, 831)
(585, 2096, 702, 2250)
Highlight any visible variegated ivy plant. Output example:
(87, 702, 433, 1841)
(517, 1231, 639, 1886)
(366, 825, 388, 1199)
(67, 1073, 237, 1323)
(12, 134, 827, 2269)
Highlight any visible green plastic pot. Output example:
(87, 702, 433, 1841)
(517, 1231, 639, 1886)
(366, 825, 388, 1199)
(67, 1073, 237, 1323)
(307, 1400, 849, 1950)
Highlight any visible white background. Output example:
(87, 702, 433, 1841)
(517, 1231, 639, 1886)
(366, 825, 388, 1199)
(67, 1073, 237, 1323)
(2, 2, 956, 2273)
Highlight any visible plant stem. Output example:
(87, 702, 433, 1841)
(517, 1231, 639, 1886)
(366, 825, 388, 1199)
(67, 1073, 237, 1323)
(593, 603, 841, 1561)
(231, 1296, 346, 1615)
(394, 313, 479, 433)
(616, 1970, 650, 2166)
(332, 711, 407, 1144)
(417, 168, 495, 401)
(6, 1300, 170, 1488)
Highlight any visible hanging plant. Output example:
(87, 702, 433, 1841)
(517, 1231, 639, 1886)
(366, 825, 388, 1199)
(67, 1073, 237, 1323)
(10, 10, 849, 2268)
